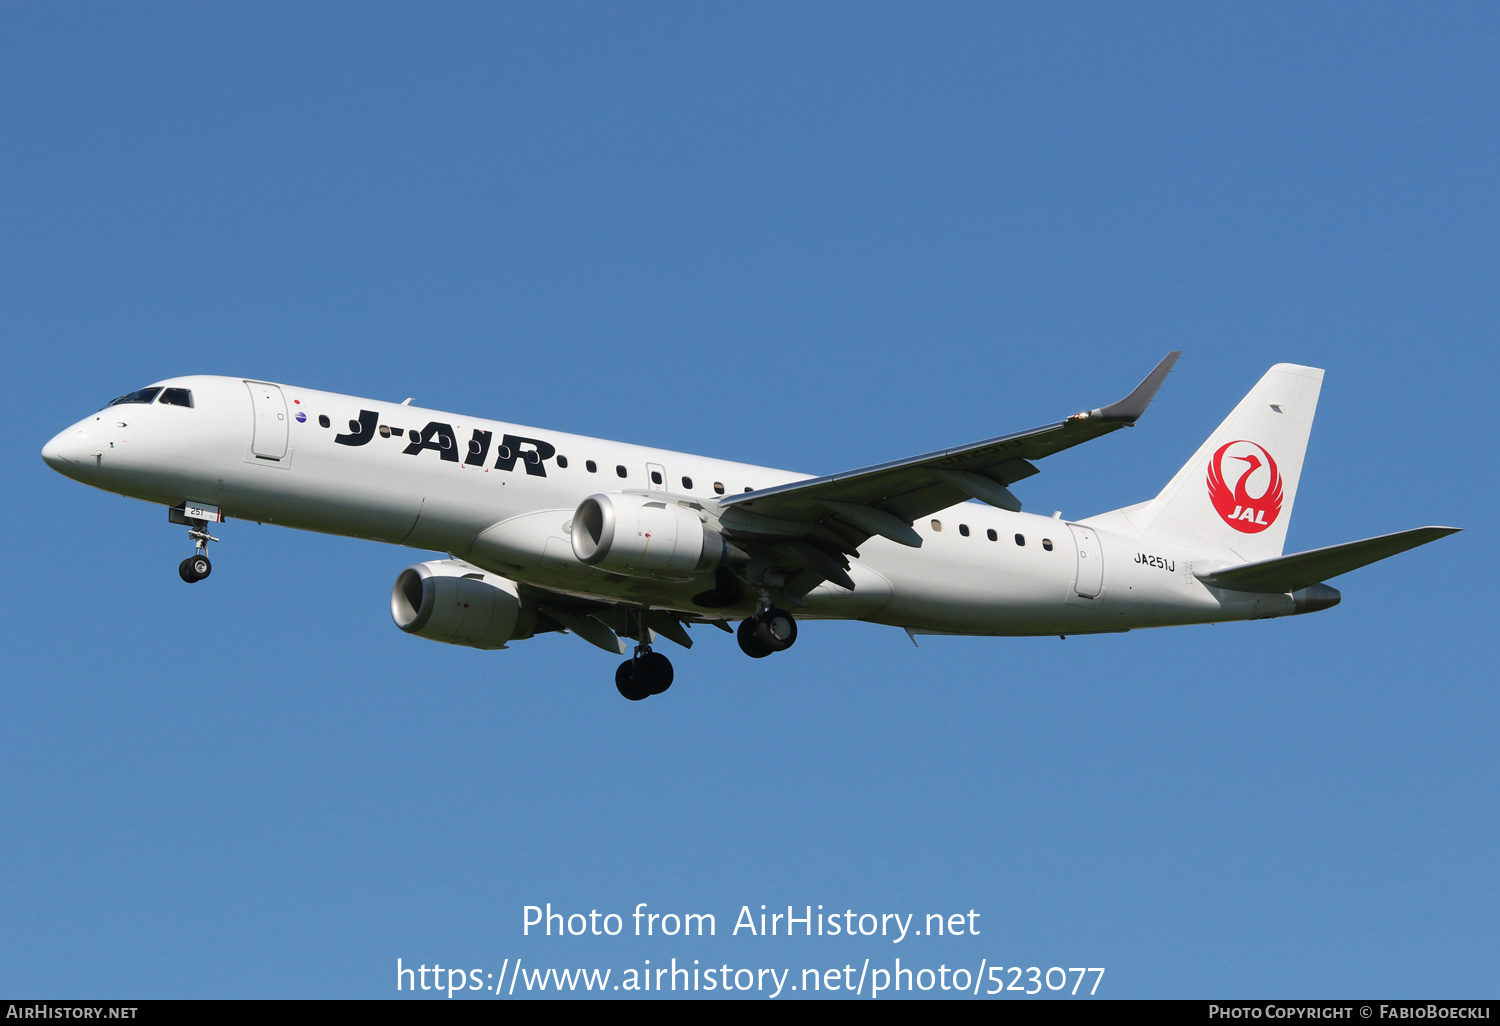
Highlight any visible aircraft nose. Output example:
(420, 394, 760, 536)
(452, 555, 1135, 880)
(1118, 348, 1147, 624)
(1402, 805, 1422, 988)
(41, 427, 81, 470)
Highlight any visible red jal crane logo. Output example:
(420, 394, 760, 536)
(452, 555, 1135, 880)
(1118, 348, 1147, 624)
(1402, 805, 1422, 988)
(1207, 440, 1283, 534)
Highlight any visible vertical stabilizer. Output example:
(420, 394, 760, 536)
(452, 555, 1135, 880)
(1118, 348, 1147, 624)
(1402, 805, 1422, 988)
(1124, 363, 1323, 563)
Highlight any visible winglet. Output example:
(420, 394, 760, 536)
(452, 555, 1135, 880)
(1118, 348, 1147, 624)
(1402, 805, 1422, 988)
(1092, 351, 1182, 423)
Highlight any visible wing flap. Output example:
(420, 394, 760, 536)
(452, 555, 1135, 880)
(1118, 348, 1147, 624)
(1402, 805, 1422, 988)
(1196, 526, 1460, 594)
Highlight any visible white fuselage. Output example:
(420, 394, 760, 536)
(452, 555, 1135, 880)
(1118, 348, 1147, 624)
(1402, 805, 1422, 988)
(42, 375, 1293, 636)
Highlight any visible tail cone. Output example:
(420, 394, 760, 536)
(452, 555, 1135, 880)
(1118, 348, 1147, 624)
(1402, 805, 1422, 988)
(1291, 584, 1341, 615)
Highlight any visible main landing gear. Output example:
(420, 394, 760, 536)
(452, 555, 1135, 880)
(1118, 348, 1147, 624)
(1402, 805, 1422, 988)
(615, 648, 674, 701)
(614, 607, 676, 701)
(736, 606, 798, 659)
(611, 598, 796, 700)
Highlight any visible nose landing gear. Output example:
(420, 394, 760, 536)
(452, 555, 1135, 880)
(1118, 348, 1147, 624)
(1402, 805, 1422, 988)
(170, 510, 219, 584)
(178, 553, 212, 583)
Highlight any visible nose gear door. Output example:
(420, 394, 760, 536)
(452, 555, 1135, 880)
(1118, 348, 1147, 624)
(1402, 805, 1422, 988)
(245, 381, 289, 460)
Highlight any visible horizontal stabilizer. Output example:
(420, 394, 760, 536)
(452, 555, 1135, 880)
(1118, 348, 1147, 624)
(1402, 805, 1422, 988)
(1197, 526, 1460, 594)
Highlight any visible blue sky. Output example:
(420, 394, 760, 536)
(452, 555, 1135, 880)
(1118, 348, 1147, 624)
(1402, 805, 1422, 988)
(2, 3, 1495, 999)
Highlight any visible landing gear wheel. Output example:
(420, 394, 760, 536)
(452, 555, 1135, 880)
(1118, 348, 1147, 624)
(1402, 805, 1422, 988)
(635, 652, 674, 695)
(178, 555, 212, 583)
(753, 607, 797, 652)
(615, 660, 651, 701)
(737, 617, 774, 659)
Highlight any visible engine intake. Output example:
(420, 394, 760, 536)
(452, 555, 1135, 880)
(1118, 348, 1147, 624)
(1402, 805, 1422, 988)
(571, 492, 725, 576)
(390, 560, 532, 649)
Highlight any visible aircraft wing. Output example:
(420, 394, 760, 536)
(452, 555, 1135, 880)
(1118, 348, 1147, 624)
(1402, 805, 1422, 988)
(519, 582, 730, 654)
(709, 352, 1180, 594)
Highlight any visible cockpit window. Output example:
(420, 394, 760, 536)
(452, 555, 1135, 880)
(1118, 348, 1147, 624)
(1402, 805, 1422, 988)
(158, 387, 194, 408)
(107, 387, 162, 407)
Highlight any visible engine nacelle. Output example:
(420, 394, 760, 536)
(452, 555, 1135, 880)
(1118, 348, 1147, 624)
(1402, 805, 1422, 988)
(390, 560, 532, 650)
(570, 492, 725, 576)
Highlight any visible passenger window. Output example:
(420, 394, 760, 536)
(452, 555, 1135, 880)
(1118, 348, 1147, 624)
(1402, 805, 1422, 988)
(158, 388, 193, 408)
(1042, 538, 1054, 551)
(681, 476, 693, 490)
(586, 460, 597, 473)
(1014, 534, 1026, 546)
(557, 455, 569, 468)
(107, 387, 162, 407)
(987, 529, 998, 541)
(959, 524, 970, 537)
(713, 482, 725, 495)
(650, 470, 663, 485)
(616, 465, 627, 478)
(931, 519, 942, 532)
(744, 486, 753, 492)
(379, 425, 392, 437)
(318, 415, 331, 428)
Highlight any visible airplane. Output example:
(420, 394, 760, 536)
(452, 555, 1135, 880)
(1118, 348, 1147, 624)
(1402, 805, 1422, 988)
(40, 354, 1457, 700)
